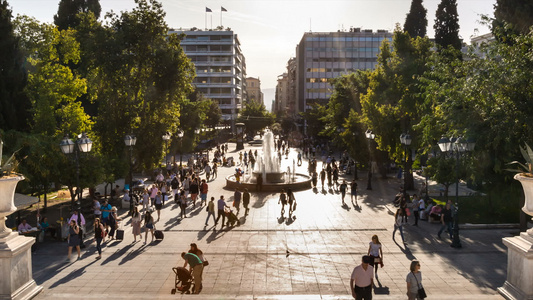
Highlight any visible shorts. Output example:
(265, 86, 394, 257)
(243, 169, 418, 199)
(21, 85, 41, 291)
(200, 193, 207, 201)
(155, 203, 162, 210)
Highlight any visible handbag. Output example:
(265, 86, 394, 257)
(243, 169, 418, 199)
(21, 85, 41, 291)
(412, 272, 426, 299)
(202, 260, 209, 266)
(206, 206, 209, 212)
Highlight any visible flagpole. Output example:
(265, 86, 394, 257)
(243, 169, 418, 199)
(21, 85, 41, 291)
(210, 14, 212, 30)
(205, 11, 207, 30)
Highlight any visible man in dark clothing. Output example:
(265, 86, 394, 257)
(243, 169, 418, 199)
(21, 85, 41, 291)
(438, 202, 454, 239)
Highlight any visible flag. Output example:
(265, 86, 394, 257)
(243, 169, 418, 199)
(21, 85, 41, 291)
(206, 7, 212, 12)
(221, 6, 227, 12)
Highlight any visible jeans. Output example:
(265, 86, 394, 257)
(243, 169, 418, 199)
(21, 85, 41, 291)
(393, 224, 405, 243)
(205, 211, 216, 225)
(438, 221, 453, 239)
(95, 237, 102, 255)
(414, 210, 419, 225)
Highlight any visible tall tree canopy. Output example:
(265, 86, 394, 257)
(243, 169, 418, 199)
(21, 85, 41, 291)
(0, 0, 32, 132)
(359, 27, 432, 189)
(80, 0, 195, 171)
(237, 100, 274, 136)
(434, 0, 461, 50)
(54, 0, 101, 30)
(493, 0, 533, 35)
(404, 0, 428, 38)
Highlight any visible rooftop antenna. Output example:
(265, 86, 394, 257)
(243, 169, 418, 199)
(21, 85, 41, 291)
(309, 18, 312, 32)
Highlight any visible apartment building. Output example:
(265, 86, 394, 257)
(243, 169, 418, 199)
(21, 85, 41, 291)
(245, 77, 263, 106)
(170, 29, 247, 124)
(295, 29, 392, 112)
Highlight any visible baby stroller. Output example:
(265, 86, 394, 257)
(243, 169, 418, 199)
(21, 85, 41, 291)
(171, 267, 193, 294)
(225, 207, 240, 227)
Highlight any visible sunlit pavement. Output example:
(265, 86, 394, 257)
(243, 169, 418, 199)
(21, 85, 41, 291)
(32, 143, 509, 299)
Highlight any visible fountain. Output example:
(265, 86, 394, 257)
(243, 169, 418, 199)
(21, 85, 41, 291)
(225, 130, 311, 192)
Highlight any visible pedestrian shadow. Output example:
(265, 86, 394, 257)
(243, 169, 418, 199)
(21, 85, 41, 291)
(373, 278, 390, 295)
(321, 188, 328, 195)
(251, 193, 276, 209)
(205, 227, 228, 244)
(342, 203, 351, 211)
(238, 215, 247, 226)
(118, 244, 148, 265)
(187, 205, 204, 217)
(285, 215, 296, 225)
(392, 236, 416, 261)
(49, 259, 99, 288)
(352, 201, 362, 212)
(100, 243, 135, 265)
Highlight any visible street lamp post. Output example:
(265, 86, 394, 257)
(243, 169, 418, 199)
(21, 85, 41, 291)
(60, 133, 93, 212)
(438, 135, 475, 249)
(162, 131, 171, 168)
(365, 130, 375, 190)
(400, 133, 412, 196)
(177, 129, 184, 168)
(124, 135, 137, 215)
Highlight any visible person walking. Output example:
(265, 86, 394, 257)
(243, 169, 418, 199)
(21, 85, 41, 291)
(205, 197, 217, 226)
(312, 171, 318, 188)
(67, 219, 81, 261)
(143, 211, 155, 244)
(189, 243, 206, 292)
(179, 189, 187, 218)
(406, 260, 425, 300)
(350, 255, 374, 300)
(320, 169, 326, 189)
(287, 188, 296, 217)
(181, 251, 204, 294)
(393, 209, 406, 244)
(93, 218, 105, 260)
(215, 195, 229, 229)
(412, 194, 420, 226)
(438, 201, 454, 240)
(200, 179, 208, 206)
(93, 198, 101, 220)
(189, 178, 199, 207)
(154, 191, 163, 221)
(233, 188, 242, 215)
(107, 206, 120, 241)
(149, 184, 158, 207)
(351, 180, 358, 205)
(68, 209, 86, 248)
(278, 189, 287, 216)
(340, 180, 348, 205)
(142, 189, 150, 212)
(367, 235, 383, 279)
(131, 206, 142, 242)
(242, 188, 250, 214)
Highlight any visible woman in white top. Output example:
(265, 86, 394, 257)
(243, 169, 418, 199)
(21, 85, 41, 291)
(406, 260, 424, 300)
(367, 235, 384, 278)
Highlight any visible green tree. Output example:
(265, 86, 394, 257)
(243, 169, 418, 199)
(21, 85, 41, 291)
(493, 0, 533, 35)
(434, 0, 461, 50)
(14, 16, 90, 137)
(237, 100, 274, 137)
(54, 0, 101, 30)
(359, 27, 432, 190)
(404, 0, 428, 38)
(84, 0, 195, 173)
(0, 1, 32, 132)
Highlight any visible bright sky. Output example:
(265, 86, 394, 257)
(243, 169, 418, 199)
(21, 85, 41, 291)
(9, 0, 496, 103)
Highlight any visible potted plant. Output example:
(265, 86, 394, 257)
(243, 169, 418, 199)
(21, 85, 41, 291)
(0, 137, 24, 238)
(507, 143, 533, 232)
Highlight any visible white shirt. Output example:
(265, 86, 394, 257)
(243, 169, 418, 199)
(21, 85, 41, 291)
(94, 201, 101, 215)
(351, 264, 374, 287)
(69, 213, 86, 226)
(369, 242, 381, 257)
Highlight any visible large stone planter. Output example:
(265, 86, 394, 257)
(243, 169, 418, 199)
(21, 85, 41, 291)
(0, 175, 43, 300)
(498, 174, 533, 300)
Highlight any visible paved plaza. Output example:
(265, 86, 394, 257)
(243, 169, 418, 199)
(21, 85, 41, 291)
(31, 144, 511, 299)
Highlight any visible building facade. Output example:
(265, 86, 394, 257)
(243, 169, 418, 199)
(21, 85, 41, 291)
(274, 57, 297, 116)
(295, 29, 392, 113)
(170, 29, 247, 124)
(245, 77, 263, 106)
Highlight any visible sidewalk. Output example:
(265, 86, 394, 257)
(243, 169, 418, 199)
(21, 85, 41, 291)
(31, 144, 510, 299)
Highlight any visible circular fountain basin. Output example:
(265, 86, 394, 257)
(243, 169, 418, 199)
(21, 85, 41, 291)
(225, 173, 312, 192)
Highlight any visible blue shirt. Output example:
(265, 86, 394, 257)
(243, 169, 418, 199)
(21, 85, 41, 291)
(101, 204, 112, 218)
